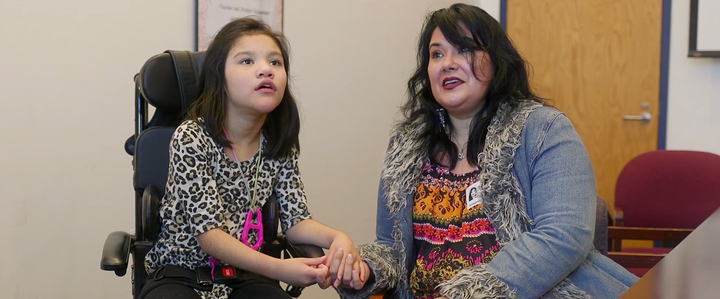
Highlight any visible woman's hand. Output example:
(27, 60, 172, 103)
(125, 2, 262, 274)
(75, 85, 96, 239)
(325, 233, 364, 288)
(338, 253, 370, 290)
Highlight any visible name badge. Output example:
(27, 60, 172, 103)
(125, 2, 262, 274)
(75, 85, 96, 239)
(466, 180, 483, 210)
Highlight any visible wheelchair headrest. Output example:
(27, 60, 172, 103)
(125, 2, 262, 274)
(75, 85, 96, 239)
(138, 50, 206, 110)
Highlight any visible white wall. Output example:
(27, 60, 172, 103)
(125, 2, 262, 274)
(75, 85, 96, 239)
(477, 0, 501, 22)
(0, 0, 471, 298)
(0, 1, 194, 298)
(666, 0, 720, 154)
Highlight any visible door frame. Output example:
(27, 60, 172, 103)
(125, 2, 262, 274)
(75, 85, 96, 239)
(499, 0, 672, 150)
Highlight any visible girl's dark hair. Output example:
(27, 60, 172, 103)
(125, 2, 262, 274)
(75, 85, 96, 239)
(404, 3, 544, 168)
(186, 17, 300, 159)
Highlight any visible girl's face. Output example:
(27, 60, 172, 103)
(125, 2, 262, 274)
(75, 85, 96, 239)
(427, 27, 494, 119)
(224, 34, 287, 115)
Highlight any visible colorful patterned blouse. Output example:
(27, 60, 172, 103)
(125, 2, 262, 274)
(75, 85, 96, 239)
(410, 163, 500, 299)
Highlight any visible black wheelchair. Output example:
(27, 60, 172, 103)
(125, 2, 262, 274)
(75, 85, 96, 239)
(100, 50, 323, 298)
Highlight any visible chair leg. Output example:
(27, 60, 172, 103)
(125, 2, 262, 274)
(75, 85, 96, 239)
(611, 239, 622, 252)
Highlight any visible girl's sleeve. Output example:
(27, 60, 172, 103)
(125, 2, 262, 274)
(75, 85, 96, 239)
(275, 147, 313, 233)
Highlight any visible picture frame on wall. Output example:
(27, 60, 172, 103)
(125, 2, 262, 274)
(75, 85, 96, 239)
(688, 0, 720, 57)
(196, 0, 284, 51)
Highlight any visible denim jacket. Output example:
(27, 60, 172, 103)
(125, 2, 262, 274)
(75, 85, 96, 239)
(337, 102, 639, 299)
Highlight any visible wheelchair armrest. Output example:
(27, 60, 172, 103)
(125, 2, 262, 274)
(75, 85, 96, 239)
(277, 235, 325, 258)
(277, 235, 324, 298)
(101, 231, 133, 277)
(291, 243, 325, 258)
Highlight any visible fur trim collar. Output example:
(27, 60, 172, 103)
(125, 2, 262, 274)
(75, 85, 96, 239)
(381, 101, 538, 239)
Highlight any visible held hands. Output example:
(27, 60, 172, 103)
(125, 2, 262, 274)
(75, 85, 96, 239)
(317, 233, 370, 290)
(276, 256, 330, 287)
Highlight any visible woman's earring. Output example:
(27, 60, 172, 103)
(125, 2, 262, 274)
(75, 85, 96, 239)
(437, 108, 449, 135)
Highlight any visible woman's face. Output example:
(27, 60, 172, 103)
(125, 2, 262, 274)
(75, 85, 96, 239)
(427, 27, 494, 119)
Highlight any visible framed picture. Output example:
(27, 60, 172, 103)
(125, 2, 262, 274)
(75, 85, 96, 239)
(688, 0, 720, 57)
(196, 0, 284, 51)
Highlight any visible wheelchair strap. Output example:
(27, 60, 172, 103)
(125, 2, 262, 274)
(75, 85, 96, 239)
(137, 265, 213, 299)
(141, 264, 263, 295)
(165, 50, 199, 115)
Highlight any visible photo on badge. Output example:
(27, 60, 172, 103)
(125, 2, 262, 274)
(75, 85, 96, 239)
(466, 181, 483, 210)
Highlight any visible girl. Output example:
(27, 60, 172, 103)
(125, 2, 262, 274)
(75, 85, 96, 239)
(141, 17, 361, 299)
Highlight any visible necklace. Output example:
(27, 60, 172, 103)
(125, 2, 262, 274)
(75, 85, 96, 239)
(223, 128, 264, 251)
(453, 137, 469, 160)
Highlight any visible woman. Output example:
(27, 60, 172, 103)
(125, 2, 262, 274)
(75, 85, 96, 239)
(332, 3, 638, 299)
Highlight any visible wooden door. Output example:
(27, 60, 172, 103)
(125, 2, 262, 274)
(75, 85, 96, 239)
(507, 0, 662, 214)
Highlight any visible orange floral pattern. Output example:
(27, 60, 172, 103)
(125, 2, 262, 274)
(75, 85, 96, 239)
(410, 164, 500, 299)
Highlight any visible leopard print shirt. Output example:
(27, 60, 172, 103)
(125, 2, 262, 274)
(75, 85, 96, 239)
(144, 120, 312, 298)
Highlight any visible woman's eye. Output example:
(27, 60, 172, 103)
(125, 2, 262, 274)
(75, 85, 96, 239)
(460, 47, 470, 53)
(240, 59, 252, 64)
(432, 51, 443, 58)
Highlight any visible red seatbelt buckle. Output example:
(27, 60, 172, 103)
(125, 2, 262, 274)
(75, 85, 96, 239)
(221, 267, 235, 277)
(212, 266, 241, 285)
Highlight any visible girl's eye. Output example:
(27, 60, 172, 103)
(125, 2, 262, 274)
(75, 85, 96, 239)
(460, 47, 470, 53)
(240, 59, 252, 64)
(270, 60, 282, 66)
(432, 51, 443, 58)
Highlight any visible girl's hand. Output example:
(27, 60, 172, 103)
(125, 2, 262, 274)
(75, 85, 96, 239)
(275, 256, 328, 287)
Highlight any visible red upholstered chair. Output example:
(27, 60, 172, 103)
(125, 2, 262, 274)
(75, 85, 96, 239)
(609, 150, 720, 276)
